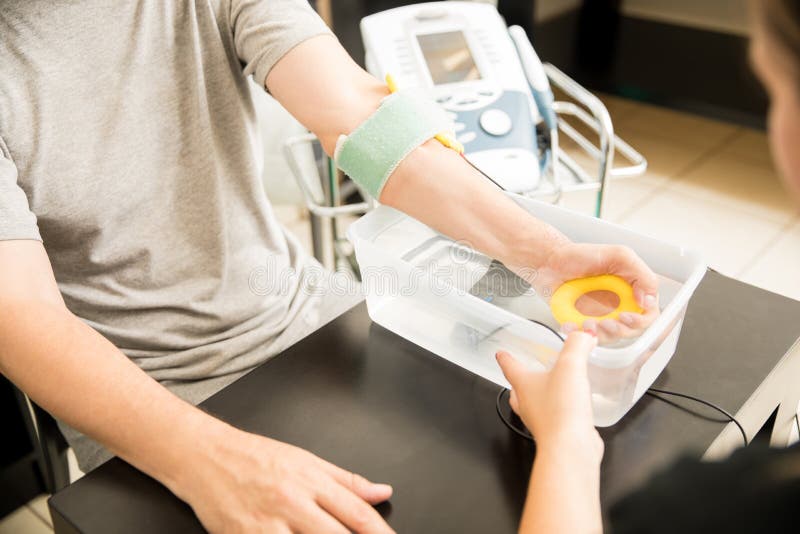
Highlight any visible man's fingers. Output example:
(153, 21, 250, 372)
(319, 462, 393, 505)
(598, 319, 619, 336)
(290, 498, 349, 534)
(581, 319, 598, 336)
(316, 477, 394, 534)
(618, 249, 659, 307)
(618, 300, 658, 330)
(598, 244, 658, 307)
(261, 520, 292, 534)
(495, 350, 528, 389)
(595, 319, 621, 346)
(635, 287, 659, 310)
(632, 278, 659, 310)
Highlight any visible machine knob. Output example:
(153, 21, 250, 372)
(479, 108, 513, 137)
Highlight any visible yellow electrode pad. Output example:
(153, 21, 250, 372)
(386, 74, 464, 154)
(550, 275, 643, 326)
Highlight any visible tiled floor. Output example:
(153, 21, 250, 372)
(1, 449, 81, 531)
(0, 496, 51, 534)
(4, 95, 798, 533)
(557, 94, 799, 301)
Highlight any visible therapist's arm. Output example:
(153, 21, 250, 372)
(266, 35, 659, 342)
(497, 333, 604, 534)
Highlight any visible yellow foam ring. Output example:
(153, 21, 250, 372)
(550, 274, 643, 326)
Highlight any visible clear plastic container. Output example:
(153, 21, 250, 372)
(347, 195, 706, 426)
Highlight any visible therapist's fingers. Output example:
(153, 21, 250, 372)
(553, 331, 596, 379)
(495, 350, 530, 391)
(508, 389, 520, 414)
(561, 321, 578, 334)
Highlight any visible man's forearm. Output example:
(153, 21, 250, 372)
(0, 299, 226, 493)
(380, 139, 568, 269)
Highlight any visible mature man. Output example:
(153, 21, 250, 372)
(0, 1, 657, 531)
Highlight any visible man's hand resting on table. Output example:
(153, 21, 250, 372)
(174, 425, 394, 534)
(0, 242, 394, 534)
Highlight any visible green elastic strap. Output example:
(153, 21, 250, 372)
(334, 90, 452, 199)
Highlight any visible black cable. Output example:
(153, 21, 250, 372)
(461, 154, 505, 190)
(495, 322, 750, 448)
(646, 388, 748, 446)
(496, 388, 534, 442)
(527, 319, 564, 341)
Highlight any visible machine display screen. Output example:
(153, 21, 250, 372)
(416, 31, 481, 85)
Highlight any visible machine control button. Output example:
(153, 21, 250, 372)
(479, 108, 513, 136)
(453, 122, 466, 132)
(452, 92, 480, 106)
(457, 131, 477, 144)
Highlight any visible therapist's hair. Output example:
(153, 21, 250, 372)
(755, 0, 800, 83)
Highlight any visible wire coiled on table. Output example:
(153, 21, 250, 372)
(496, 320, 749, 447)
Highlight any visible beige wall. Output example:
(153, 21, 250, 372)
(623, 0, 750, 36)
(534, 0, 750, 36)
(535, 0, 582, 22)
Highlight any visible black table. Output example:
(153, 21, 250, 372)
(49, 271, 800, 533)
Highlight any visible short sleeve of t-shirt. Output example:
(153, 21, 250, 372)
(0, 137, 41, 242)
(226, 0, 334, 89)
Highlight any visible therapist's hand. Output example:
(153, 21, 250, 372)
(518, 242, 660, 344)
(175, 426, 394, 534)
(496, 331, 602, 456)
(498, 322, 604, 534)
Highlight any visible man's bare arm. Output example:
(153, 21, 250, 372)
(265, 36, 564, 270)
(0, 240, 394, 533)
(266, 36, 659, 341)
(0, 240, 222, 490)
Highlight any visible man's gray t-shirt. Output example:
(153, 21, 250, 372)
(0, 1, 356, 470)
